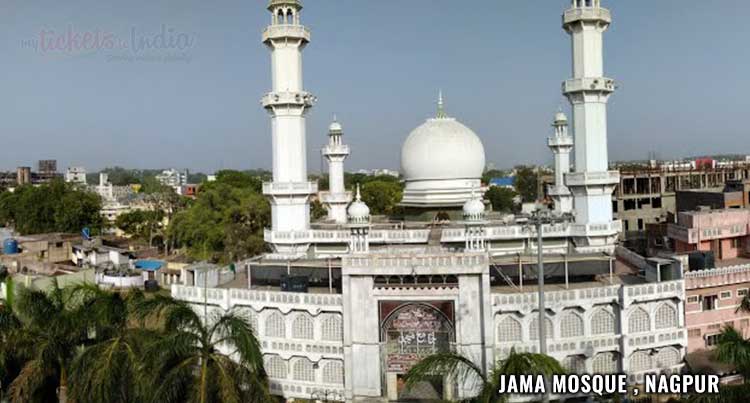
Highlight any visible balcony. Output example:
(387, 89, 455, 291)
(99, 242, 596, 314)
(262, 181, 317, 196)
(261, 91, 316, 109)
(262, 24, 311, 42)
(565, 171, 619, 187)
(548, 136, 573, 148)
(264, 229, 313, 244)
(319, 191, 352, 204)
(322, 144, 350, 156)
(563, 7, 612, 26)
(563, 77, 616, 95)
(623, 328, 687, 353)
(622, 280, 684, 307)
(685, 263, 750, 290)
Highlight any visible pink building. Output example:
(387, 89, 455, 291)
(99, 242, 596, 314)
(684, 266, 750, 353)
(668, 209, 750, 260)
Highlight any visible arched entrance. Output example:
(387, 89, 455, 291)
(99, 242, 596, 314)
(379, 301, 455, 401)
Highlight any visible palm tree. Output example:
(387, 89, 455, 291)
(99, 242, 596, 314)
(66, 284, 154, 403)
(5, 282, 89, 403)
(0, 304, 22, 400)
(404, 348, 565, 403)
(132, 294, 270, 403)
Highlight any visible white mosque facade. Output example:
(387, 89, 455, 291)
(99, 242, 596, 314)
(173, 1, 687, 401)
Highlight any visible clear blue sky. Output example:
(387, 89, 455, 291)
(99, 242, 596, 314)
(1, 0, 749, 173)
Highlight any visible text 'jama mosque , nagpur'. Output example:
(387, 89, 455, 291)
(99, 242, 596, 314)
(172, 1, 687, 401)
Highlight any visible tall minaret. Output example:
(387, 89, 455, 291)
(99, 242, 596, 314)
(547, 111, 573, 214)
(261, 0, 317, 256)
(562, 0, 620, 248)
(321, 117, 352, 224)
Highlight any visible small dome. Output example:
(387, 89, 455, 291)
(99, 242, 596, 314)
(348, 185, 370, 224)
(329, 120, 343, 133)
(401, 98, 485, 182)
(554, 111, 568, 123)
(463, 194, 485, 221)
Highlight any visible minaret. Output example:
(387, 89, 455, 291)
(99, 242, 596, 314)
(547, 111, 573, 214)
(321, 117, 352, 224)
(562, 0, 620, 249)
(462, 191, 487, 252)
(261, 0, 317, 256)
(347, 185, 371, 254)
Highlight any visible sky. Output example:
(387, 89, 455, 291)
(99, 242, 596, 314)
(0, 0, 749, 174)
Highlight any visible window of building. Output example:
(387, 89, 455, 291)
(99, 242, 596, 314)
(265, 310, 286, 338)
(321, 360, 344, 385)
(638, 219, 644, 230)
(688, 328, 701, 338)
(629, 351, 653, 373)
(655, 347, 681, 369)
(652, 198, 662, 208)
(624, 200, 636, 211)
(628, 308, 650, 334)
(737, 289, 748, 297)
(560, 310, 584, 339)
(497, 316, 522, 343)
(563, 355, 586, 374)
(264, 355, 288, 380)
(292, 313, 314, 340)
(321, 314, 343, 341)
(624, 221, 630, 231)
(292, 358, 315, 382)
(687, 296, 699, 304)
(591, 309, 615, 335)
(706, 333, 721, 347)
(703, 295, 718, 311)
(529, 316, 553, 340)
(655, 304, 678, 330)
(720, 291, 732, 300)
(612, 201, 618, 213)
(592, 352, 618, 374)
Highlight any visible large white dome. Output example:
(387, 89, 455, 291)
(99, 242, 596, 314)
(401, 114, 485, 182)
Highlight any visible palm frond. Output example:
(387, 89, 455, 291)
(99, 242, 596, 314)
(404, 352, 487, 391)
(210, 310, 265, 373)
(495, 348, 566, 377)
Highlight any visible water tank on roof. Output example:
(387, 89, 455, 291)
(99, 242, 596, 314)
(3, 239, 19, 255)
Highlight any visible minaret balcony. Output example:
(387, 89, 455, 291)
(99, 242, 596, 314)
(262, 91, 316, 109)
(319, 191, 352, 204)
(563, 7, 611, 26)
(547, 185, 571, 197)
(547, 136, 574, 148)
(322, 144, 350, 157)
(564, 171, 620, 187)
(562, 77, 615, 95)
(263, 24, 311, 43)
(263, 181, 318, 196)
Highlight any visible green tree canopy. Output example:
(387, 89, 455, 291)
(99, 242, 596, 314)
(0, 180, 103, 235)
(485, 187, 517, 213)
(167, 171, 269, 263)
(360, 181, 403, 216)
(514, 166, 539, 203)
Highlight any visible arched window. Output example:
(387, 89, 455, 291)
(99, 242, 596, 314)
(292, 313, 314, 340)
(321, 360, 344, 385)
(655, 303, 678, 330)
(628, 308, 650, 334)
(655, 347, 681, 368)
(286, 9, 293, 24)
(560, 310, 584, 338)
(277, 9, 284, 24)
(237, 307, 259, 332)
(563, 355, 586, 374)
(530, 316, 553, 340)
(497, 316, 522, 343)
(264, 355, 288, 379)
(592, 352, 618, 374)
(321, 314, 343, 341)
(629, 351, 652, 373)
(292, 357, 315, 382)
(265, 310, 286, 338)
(591, 309, 615, 335)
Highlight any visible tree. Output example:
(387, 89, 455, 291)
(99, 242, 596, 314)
(514, 166, 539, 203)
(132, 294, 269, 403)
(482, 169, 508, 185)
(168, 171, 270, 263)
(404, 349, 565, 403)
(115, 210, 165, 245)
(4, 282, 89, 403)
(0, 180, 103, 235)
(485, 187, 517, 213)
(360, 181, 403, 216)
(311, 199, 327, 220)
(67, 285, 152, 403)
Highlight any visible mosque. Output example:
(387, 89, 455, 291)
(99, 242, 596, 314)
(173, 1, 688, 401)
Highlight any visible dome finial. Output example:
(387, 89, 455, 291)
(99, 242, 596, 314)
(436, 90, 448, 119)
(355, 183, 362, 201)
